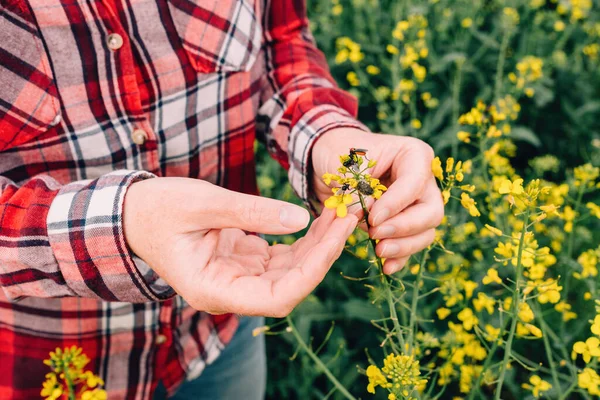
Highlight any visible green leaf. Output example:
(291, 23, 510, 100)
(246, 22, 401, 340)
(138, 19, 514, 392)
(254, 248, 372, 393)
(341, 299, 380, 323)
(510, 126, 541, 147)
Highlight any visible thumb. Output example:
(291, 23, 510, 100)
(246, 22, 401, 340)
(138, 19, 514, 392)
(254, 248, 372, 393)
(209, 189, 310, 234)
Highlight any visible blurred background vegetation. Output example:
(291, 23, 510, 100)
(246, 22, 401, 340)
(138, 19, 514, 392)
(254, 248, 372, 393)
(258, 0, 600, 398)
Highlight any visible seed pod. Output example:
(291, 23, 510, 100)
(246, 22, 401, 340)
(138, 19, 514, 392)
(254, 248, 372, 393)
(357, 180, 374, 196)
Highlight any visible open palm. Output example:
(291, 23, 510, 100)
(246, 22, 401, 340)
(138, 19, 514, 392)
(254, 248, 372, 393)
(161, 209, 357, 317)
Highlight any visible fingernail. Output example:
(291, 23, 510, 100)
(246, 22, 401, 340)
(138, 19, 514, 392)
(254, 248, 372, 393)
(373, 209, 390, 226)
(381, 243, 400, 257)
(280, 206, 310, 229)
(375, 225, 395, 238)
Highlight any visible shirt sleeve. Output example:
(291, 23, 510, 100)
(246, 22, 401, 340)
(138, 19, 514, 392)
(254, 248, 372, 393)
(257, 0, 369, 208)
(0, 170, 176, 302)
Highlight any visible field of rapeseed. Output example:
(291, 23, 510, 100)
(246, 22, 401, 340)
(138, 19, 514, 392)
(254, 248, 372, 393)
(259, 0, 600, 399)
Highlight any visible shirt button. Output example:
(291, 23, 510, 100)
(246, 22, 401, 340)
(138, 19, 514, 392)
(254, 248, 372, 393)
(107, 33, 124, 51)
(131, 128, 148, 145)
(50, 113, 61, 127)
(155, 334, 167, 345)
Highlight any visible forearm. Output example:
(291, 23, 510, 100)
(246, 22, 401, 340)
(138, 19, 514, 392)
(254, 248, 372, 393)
(0, 170, 171, 302)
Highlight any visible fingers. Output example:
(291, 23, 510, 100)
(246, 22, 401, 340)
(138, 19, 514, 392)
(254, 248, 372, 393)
(211, 213, 357, 318)
(382, 256, 410, 275)
(370, 179, 444, 240)
(375, 229, 435, 259)
(268, 214, 357, 316)
(368, 139, 434, 227)
(209, 188, 310, 235)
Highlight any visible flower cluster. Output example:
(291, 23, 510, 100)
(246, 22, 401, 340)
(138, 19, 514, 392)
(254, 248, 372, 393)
(366, 354, 427, 400)
(42, 346, 106, 400)
(322, 151, 387, 218)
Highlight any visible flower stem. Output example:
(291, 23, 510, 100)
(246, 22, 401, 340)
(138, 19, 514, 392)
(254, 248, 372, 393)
(408, 249, 429, 354)
(494, 210, 530, 400)
(286, 316, 356, 400)
(358, 194, 406, 350)
(494, 31, 511, 101)
(561, 185, 585, 339)
(535, 303, 562, 398)
(467, 317, 511, 400)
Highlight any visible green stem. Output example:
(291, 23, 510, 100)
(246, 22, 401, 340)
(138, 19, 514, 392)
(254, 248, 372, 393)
(467, 317, 511, 400)
(451, 61, 464, 160)
(408, 250, 429, 354)
(559, 379, 579, 400)
(494, 31, 511, 101)
(561, 185, 585, 338)
(535, 303, 562, 398)
(494, 210, 530, 400)
(286, 316, 356, 400)
(358, 194, 406, 350)
(63, 367, 76, 400)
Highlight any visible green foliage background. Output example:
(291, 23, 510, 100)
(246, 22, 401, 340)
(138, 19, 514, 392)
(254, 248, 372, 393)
(257, 0, 600, 399)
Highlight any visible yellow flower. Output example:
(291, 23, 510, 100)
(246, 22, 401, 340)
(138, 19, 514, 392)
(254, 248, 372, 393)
(457, 131, 471, 143)
(485, 324, 501, 342)
(460, 193, 481, 217)
(347, 71, 360, 86)
(81, 389, 108, 400)
(518, 302, 535, 323)
(485, 224, 503, 236)
(572, 337, 600, 363)
(457, 308, 479, 330)
(366, 65, 381, 75)
(442, 190, 451, 205)
(522, 375, 552, 398)
(411, 119, 422, 129)
(483, 268, 502, 285)
(366, 365, 389, 394)
(322, 173, 340, 186)
(461, 18, 473, 28)
(498, 178, 524, 195)
(540, 204, 560, 215)
(324, 193, 353, 218)
(524, 323, 543, 338)
(446, 157, 455, 173)
(473, 292, 495, 314)
(437, 307, 451, 320)
(40, 373, 63, 400)
(387, 44, 399, 54)
(577, 249, 598, 279)
(432, 157, 444, 181)
(578, 368, 600, 396)
(587, 202, 600, 219)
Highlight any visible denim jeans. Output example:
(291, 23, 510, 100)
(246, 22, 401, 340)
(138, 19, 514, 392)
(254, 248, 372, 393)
(153, 316, 267, 399)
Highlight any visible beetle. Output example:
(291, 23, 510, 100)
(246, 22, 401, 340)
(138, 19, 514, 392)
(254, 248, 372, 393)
(349, 148, 368, 156)
(356, 180, 374, 196)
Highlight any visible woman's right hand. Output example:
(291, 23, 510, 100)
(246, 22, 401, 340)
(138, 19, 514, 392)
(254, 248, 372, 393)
(124, 178, 357, 317)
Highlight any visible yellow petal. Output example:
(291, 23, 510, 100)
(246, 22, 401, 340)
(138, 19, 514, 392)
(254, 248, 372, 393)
(324, 196, 339, 209)
(499, 180, 512, 194)
(337, 204, 348, 218)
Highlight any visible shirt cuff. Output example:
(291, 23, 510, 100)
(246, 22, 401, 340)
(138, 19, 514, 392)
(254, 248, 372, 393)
(47, 170, 174, 302)
(287, 105, 369, 212)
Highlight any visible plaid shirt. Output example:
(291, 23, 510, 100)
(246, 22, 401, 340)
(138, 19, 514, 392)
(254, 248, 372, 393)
(0, 0, 365, 397)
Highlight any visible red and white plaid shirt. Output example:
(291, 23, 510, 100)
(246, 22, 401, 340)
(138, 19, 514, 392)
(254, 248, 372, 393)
(0, 0, 365, 397)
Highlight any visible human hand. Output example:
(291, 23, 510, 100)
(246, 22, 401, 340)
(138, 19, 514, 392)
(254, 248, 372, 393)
(124, 178, 357, 317)
(311, 129, 444, 274)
